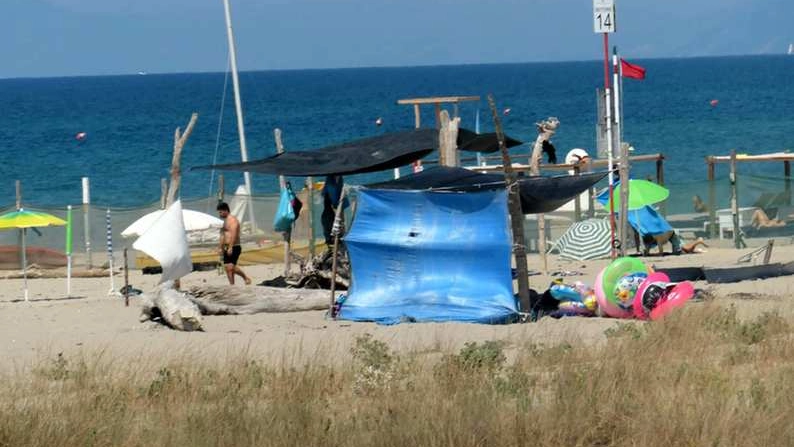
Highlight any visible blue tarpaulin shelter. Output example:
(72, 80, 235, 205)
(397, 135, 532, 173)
(336, 188, 517, 325)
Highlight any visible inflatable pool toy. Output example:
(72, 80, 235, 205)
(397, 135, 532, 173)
(614, 272, 647, 310)
(595, 257, 651, 318)
(633, 272, 695, 320)
(550, 283, 584, 302)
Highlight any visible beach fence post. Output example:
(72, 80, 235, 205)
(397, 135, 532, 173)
(707, 158, 717, 239)
(729, 150, 745, 249)
(66, 205, 73, 296)
(656, 156, 666, 216)
(123, 248, 129, 307)
(106, 208, 118, 296)
(785, 161, 791, 205)
(274, 128, 291, 277)
(15, 180, 23, 271)
(306, 176, 316, 259)
(487, 94, 531, 316)
(82, 177, 92, 268)
(573, 165, 582, 221)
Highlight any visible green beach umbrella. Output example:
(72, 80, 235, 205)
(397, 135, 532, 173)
(604, 179, 670, 211)
(0, 209, 67, 301)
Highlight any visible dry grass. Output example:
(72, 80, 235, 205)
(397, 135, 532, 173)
(4, 302, 794, 446)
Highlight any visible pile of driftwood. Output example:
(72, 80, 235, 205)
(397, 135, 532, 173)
(139, 281, 338, 331)
(262, 247, 350, 290)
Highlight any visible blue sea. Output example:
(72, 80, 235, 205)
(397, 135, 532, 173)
(2, 55, 793, 209)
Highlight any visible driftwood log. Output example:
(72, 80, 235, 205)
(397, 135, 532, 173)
(139, 281, 203, 331)
(137, 113, 204, 332)
(188, 285, 336, 315)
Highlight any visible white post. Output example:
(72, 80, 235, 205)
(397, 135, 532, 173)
(223, 0, 257, 232)
(106, 208, 117, 295)
(22, 228, 28, 302)
(66, 205, 72, 297)
(82, 177, 92, 268)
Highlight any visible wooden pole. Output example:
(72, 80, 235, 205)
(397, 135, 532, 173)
(413, 104, 421, 128)
(529, 118, 558, 273)
(123, 248, 129, 307)
(763, 239, 775, 265)
(656, 157, 666, 216)
(707, 158, 717, 239)
(165, 113, 199, 207)
(487, 94, 531, 316)
(218, 174, 225, 203)
(785, 161, 791, 206)
(573, 165, 581, 222)
(274, 128, 291, 277)
(729, 150, 744, 249)
(307, 176, 316, 258)
(328, 188, 348, 319)
(438, 110, 460, 167)
(160, 178, 168, 209)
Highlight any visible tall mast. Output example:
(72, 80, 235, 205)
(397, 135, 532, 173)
(223, 0, 257, 231)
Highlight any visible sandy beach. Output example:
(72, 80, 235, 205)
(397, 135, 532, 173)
(2, 243, 793, 372)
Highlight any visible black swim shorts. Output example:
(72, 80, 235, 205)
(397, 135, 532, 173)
(223, 245, 242, 265)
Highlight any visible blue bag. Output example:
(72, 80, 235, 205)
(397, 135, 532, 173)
(273, 183, 299, 232)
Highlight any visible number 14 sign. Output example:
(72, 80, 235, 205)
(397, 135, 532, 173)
(593, 0, 616, 33)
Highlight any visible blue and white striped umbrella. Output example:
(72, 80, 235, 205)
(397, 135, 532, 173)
(553, 218, 612, 261)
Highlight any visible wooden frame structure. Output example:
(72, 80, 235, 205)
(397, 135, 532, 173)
(397, 96, 480, 129)
(705, 152, 794, 240)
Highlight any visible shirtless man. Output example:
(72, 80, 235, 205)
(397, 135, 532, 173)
(217, 202, 252, 285)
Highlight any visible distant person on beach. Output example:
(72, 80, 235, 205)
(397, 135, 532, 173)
(751, 208, 786, 229)
(693, 195, 709, 213)
(217, 202, 252, 285)
(542, 140, 558, 164)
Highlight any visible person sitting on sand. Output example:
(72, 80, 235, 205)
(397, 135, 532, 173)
(680, 237, 708, 254)
(751, 208, 786, 229)
(693, 195, 708, 213)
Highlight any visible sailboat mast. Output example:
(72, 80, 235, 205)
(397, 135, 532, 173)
(223, 0, 257, 231)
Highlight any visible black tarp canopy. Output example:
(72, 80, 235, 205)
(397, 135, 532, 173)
(193, 129, 437, 177)
(456, 128, 523, 153)
(365, 166, 607, 214)
(192, 128, 524, 177)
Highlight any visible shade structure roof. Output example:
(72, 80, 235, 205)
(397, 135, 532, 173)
(193, 128, 439, 177)
(456, 128, 523, 153)
(365, 166, 607, 215)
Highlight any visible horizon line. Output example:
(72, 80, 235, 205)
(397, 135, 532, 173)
(0, 52, 785, 81)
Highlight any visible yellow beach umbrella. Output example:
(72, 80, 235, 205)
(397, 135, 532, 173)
(0, 209, 67, 301)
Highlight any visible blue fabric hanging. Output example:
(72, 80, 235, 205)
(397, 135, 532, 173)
(273, 183, 298, 232)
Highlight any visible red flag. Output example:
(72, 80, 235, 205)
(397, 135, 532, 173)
(620, 58, 646, 80)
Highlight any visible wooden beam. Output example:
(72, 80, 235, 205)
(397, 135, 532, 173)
(397, 96, 480, 105)
(487, 94, 530, 317)
(413, 104, 421, 128)
(707, 158, 717, 239)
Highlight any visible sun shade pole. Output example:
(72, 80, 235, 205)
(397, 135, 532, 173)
(223, 0, 257, 233)
(487, 94, 531, 317)
(15, 180, 23, 271)
(329, 187, 348, 319)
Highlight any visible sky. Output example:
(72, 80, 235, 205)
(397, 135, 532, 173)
(2, 0, 792, 78)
